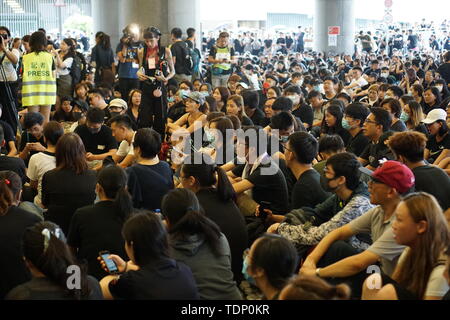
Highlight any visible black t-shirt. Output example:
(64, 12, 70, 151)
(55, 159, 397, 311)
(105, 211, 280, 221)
(346, 130, 370, 157)
(196, 188, 248, 281)
(360, 131, 395, 168)
(167, 102, 186, 122)
(291, 169, 330, 210)
(407, 35, 418, 48)
(0, 155, 27, 184)
(42, 169, 97, 235)
(276, 38, 286, 45)
(18, 131, 46, 165)
(0, 206, 41, 299)
(241, 115, 254, 126)
(67, 201, 128, 280)
(6, 276, 103, 300)
(391, 120, 407, 132)
(437, 63, 450, 84)
(74, 124, 118, 155)
(232, 159, 289, 214)
(264, 39, 273, 48)
(171, 40, 189, 75)
(412, 165, 450, 210)
(426, 133, 450, 164)
(292, 104, 314, 128)
(249, 108, 266, 127)
(0, 120, 15, 154)
(126, 162, 174, 210)
(108, 259, 199, 300)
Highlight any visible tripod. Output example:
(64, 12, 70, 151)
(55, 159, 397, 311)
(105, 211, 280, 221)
(0, 53, 20, 135)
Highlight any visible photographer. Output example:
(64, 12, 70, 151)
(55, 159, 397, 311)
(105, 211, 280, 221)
(136, 27, 174, 138)
(116, 25, 141, 101)
(0, 26, 20, 135)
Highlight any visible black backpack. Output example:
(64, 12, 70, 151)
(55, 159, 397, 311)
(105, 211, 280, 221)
(181, 41, 194, 75)
(69, 54, 82, 85)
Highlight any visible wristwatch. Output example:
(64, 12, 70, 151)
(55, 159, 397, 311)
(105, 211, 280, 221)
(315, 268, 321, 277)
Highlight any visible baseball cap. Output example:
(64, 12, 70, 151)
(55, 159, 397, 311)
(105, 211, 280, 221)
(183, 91, 205, 105)
(422, 109, 446, 124)
(359, 161, 415, 194)
(237, 82, 249, 89)
(108, 99, 128, 111)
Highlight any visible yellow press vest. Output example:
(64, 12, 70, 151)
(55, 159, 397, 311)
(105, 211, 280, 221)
(22, 52, 56, 106)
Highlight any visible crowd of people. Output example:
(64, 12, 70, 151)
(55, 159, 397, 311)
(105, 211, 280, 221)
(0, 19, 450, 301)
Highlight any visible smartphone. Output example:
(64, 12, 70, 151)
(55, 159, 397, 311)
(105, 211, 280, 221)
(99, 251, 119, 274)
(258, 201, 271, 221)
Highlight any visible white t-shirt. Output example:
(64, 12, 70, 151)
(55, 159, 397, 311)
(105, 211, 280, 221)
(351, 76, 368, 89)
(398, 248, 449, 298)
(116, 132, 136, 158)
(57, 57, 73, 77)
(0, 49, 20, 82)
(27, 152, 57, 207)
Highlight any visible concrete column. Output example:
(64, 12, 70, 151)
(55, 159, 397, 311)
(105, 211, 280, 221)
(92, 0, 121, 48)
(314, 0, 355, 55)
(92, 0, 200, 48)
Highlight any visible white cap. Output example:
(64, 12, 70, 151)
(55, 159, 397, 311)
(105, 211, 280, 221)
(422, 109, 447, 124)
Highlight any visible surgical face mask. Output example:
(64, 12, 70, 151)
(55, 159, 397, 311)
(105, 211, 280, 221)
(385, 94, 391, 99)
(293, 79, 303, 87)
(381, 72, 389, 78)
(400, 111, 410, 122)
(242, 257, 256, 286)
(199, 91, 210, 98)
(286, 95, 298, 105)
(168, 96, 175, 103)
(179, 89, 190, 98)
(204, 128, 216, 146)
(342, 118, 352, 130)
(436, 85, 443, 93)
(279, 135, 289, 144)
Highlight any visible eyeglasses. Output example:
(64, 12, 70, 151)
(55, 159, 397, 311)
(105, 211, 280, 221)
(365, 119, 378, 125)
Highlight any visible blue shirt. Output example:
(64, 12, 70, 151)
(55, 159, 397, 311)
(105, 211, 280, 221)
(116, 42, 140, 79)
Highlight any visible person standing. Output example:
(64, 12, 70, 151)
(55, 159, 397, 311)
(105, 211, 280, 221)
(21, 31, 56, 125)
(91, 32, 115, 85)
(137, 27, 175, 138)
(0, 26, 20, 135)
(208, 32, 236, 88)
(170, 28, 191, 84)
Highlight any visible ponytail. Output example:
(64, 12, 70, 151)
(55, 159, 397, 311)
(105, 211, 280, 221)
(0, 171, 22, 216)
(163, 189, 223, 257)
(169, 209, 223, 257)
(23, 222, 91, 300)
(215, 166, 236, 202)
(114, 186, 133, 222)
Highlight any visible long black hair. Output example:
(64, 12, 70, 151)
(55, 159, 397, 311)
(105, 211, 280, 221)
(181, 154, 236, 202)
(0, 171, 21, 216)
(121, 212, 169, 266)
(95, 31, 111, 50)
(162, 189, 223, 257)
(23, 221, 91, 300)
(97, 165, 133, 222)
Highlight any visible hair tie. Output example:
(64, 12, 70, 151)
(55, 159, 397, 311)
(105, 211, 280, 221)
(4, 179, 10, 185)
(41, 228, 62, 253)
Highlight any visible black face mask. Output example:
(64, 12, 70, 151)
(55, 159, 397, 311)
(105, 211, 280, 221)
(109, 111, 121, 118)
(320, 175, 340, 193)
(73, 112, 83, 121)
(88, 127, 101, 134)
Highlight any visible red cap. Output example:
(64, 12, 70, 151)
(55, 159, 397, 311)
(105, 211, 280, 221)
(370, 161, 415, 194)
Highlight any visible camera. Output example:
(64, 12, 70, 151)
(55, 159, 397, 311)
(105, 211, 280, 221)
(0, 34, 8, 40)
(122, 24, 139, 46)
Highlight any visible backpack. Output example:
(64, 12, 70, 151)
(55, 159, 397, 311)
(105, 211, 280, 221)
(69, 54, 82, 85)
(181, 41, 194, 75)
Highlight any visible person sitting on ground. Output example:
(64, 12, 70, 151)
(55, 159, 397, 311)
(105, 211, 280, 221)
(362, 192, 449, 300)
(109, 115, 136, 168)
(6, 221, 102, 300)
(300, 160, 415, 299)
(388, 130, 450, 210)
(99, 212, 199, 300)
(242, 233, 298, 300)
(126, 128, 173, 211)
(0, 171, 42, 299)
(267, 152, 374, 259)
(162, 188, 242, 300)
